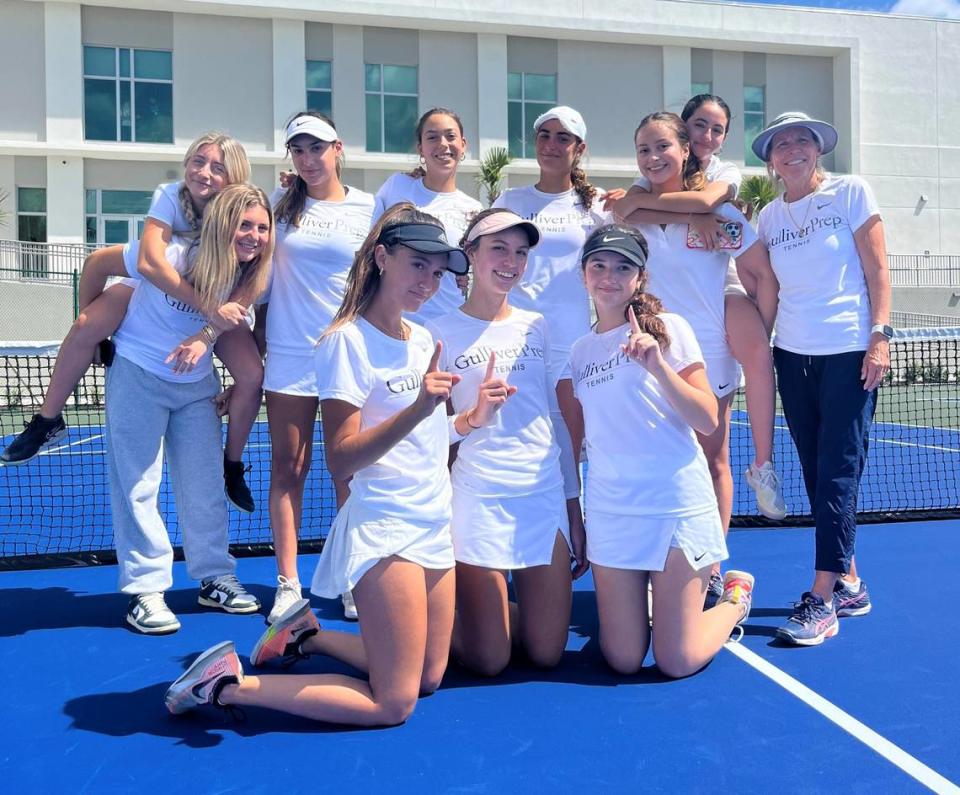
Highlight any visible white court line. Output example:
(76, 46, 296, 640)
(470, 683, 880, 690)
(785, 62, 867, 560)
(731, 420, 960, 452)
(724, 642, 960, 794)
(39, 433, 103, 456)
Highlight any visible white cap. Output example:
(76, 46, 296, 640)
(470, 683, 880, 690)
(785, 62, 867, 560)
(533, 106, 587, 141)
(284, 115, 338, 145)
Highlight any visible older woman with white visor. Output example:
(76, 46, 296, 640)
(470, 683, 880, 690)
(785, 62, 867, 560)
(752, 112, 891, 646)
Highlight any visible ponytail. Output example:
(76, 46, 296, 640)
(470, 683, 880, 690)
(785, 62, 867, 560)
(626, 287, 671, 351)
(570, 154, 596, 211)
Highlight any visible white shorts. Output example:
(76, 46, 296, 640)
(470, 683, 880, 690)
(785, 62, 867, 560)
(723, 261, 749, 298)
(451, 482, 570, 569)
(586, 508, 727, 572)
(703, 351, 742, 399)
(310, 494, 455, 598)
(264, 349, 318, 396)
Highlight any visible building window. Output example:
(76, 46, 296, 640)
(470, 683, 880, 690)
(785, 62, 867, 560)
(744, 85, 766, 166)
(83, 45, 173, 143)
(365, 64, 418, 153)
(85, 189, 152, 246)
(508, 72, 557, 159)
(691, 81, 712, 97)
(306, 60, 333, 117)
(16, 188, 47, 277)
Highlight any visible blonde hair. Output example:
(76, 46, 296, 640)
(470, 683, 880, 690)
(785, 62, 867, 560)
(635, 112, 706, 193)
(184, 183, 274, 317)
(177, 132, 251, 234)
(274, 112, 344, 228)
(326, 202, 442, 336)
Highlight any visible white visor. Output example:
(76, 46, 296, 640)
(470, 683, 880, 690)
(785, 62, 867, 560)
(285, 116, 338, 145)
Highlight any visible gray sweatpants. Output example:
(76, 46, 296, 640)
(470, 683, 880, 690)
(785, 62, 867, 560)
(105, 355, 235, 593)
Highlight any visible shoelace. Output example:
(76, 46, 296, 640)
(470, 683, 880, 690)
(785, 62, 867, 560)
(213, 574, 246, 597)
(752, 465, 780, 490)
(138, 592, 169, 615)
(281, 627, 318, 668)
(787, 597, 822, 624)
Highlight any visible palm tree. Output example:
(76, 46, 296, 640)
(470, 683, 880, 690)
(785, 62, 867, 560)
(476, 147, 512, 207)
(739, 174, 778, 222)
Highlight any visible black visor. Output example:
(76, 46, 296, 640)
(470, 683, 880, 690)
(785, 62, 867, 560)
(380, 223, 470, 275)
(581, 230, 647, 270)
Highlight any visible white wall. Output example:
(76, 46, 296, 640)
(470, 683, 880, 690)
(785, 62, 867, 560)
(0, 0, 45, 142)
(420, 31, 479, 158)
(172, 15, 274, 151)
(557, 41, 661, 162)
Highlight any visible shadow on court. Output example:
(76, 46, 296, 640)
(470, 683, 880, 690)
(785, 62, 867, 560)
(0, 585, 276, 636)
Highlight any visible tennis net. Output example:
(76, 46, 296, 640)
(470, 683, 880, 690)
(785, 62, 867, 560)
(1, 329, 958, 566)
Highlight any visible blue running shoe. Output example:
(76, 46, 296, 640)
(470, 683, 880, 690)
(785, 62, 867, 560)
(776, 592, 839, 646)
(833, 579, 872, 617)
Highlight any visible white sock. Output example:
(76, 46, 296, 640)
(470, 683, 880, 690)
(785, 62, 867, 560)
(839, 576, 861, 592)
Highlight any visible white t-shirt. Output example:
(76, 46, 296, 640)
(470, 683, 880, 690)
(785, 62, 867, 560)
(564, 313, 716, 517)
(147, 181, 195, 233)
(632, 155, 743, 195)
(314, 318, 451, 525)
(121, 181, 197, 275)
(493, 186, 610, 374)
(114, 239, 212, 382)
(758, 175, 880, 355)
(426, 307, 563, 497)
(372, 173, 482, 324)
(632, 203, 758, 358)
(265, 187, 375, 355)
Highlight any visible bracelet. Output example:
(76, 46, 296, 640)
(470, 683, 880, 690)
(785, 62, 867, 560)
(200, 324, 218, 345)
(465, 412, 482, 430)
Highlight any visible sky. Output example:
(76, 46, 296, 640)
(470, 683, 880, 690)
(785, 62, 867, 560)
(720, 0, 960, 17)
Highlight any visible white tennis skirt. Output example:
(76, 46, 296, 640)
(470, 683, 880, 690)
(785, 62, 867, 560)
(586, 508, 727, 572)
(451, 482, 570, 569)
(703, 351, 743, 399)
(311, 494, 455, 598)
(264, 348, 319, 396)
(723, 261, 749, 298)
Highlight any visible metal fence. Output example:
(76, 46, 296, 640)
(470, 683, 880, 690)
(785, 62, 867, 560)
(887, 254, 960, 287)
(0, 239, 93, 285)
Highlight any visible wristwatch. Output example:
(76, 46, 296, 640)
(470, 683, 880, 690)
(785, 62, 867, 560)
(870, 323, 894, 339)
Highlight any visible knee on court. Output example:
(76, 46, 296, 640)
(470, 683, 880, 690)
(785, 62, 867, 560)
(653, 648, 704, 680)
(601, 642, 646, 675)
(460, 644, 511, 678)
(376, 694, 419, 726)
(522, 637, 565, 670)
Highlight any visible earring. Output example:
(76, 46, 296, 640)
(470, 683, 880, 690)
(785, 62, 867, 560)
(460, 152, 466, 162)
(419, 155, 426, 166)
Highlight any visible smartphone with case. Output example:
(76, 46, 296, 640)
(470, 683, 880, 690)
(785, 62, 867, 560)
(686, 220, 743, 250)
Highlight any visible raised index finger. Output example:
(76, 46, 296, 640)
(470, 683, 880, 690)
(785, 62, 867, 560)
(483, 351, 497, 381)
(427, 340, 443, 373)
(628, 305, 643, 335)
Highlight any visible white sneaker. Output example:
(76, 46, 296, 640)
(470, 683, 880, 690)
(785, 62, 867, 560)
(127, 592, 181, 635)
(342, 590, 358, 621)
(745, 461, 787, 520)
(267, 575, 303, 625)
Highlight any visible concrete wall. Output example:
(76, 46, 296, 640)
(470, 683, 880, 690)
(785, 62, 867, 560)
(172, 15, 274, 151)
(420, 32, 479, 157)
(0, 0, 45, 142)
(557, 41, 661, 162)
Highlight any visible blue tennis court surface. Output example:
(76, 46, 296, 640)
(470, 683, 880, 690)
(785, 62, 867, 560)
(1, 520, 958, 793)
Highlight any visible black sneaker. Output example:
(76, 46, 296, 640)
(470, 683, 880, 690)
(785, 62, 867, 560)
(1, 413, 68, 465)
(224, 457, 255, 513)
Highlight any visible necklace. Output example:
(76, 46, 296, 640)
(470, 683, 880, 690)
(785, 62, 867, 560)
(784, 180, 821, 238)
(365, 316, 408, 341)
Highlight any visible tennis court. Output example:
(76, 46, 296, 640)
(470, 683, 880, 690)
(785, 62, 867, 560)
(0, 334, 958, 792)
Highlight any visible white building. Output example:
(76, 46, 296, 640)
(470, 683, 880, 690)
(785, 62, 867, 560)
(1, 0, 958, 255)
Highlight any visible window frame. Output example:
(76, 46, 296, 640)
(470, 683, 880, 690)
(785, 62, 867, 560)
(364, 62, 419, 154)
(305, 59, 333, 117)
(507, 71, 558, 159)
(82, 45, 173, 143)
(744, 85, 766, 167)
